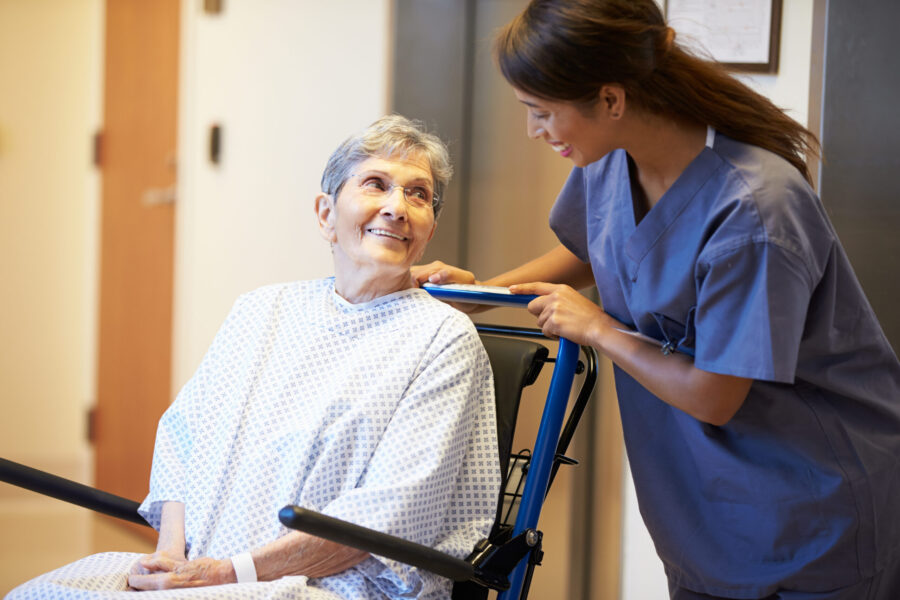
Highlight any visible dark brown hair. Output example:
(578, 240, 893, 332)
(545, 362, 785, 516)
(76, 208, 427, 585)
(496, 0, 820, 183)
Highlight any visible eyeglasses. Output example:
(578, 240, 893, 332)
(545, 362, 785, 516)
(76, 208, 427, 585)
(349, 173, 438, 210)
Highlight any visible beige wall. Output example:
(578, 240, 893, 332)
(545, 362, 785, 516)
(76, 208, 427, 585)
(0, 0, 104, 590)
(0, 0, 103, 485)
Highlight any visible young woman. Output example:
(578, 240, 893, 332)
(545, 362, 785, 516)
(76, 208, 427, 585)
(414, 1, 900, 598)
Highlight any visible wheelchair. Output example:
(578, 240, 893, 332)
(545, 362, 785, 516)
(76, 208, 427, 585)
(1, 286, 598, 600)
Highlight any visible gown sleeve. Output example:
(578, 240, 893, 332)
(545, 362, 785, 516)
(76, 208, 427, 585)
(320, 315, 499, 598)
(137, 295, 251, 530)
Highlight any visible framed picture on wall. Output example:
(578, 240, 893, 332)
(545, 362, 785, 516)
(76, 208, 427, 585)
(664, 0, 782, 73)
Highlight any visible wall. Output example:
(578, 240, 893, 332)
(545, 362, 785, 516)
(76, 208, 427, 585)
(815, 0, 900, 353)
(172, 0, 391, 390)
(0, 0, 103, 486)
(620, 2, 815, 598)
(391, 0, 471, 269)
(0, 0, 104, 591)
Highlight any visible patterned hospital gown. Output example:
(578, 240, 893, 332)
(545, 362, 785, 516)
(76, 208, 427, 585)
(9, 279, 500, 600)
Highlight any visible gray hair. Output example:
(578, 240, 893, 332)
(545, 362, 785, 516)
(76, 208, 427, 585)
(320, 114, 453, 218)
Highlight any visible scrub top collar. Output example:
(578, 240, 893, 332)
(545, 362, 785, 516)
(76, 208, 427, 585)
(623, 126, 721, 268)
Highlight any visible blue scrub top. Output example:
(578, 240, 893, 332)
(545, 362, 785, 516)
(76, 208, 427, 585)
(550, 131, 900, 598)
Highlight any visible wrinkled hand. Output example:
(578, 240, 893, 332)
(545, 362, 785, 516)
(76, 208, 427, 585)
(128, 556, 234, 591)
(129, 549, 187, 577)
(411, 261, 476, 286)
(411, 261, 488, 314)
(511, 282, 608, 347)
(288, 534, 370, 579)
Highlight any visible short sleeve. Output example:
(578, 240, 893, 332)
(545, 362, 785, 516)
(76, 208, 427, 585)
(694, 240, 814, 383)
(549, 167, 590, 263)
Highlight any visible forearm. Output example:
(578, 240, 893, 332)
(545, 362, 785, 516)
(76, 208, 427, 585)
(157, 501, 186, 557)
(515, 281, 752, 425)
(250, 531, 369, 581)
(483, 245, 595, 290)
(590, 316, 752, 426)
(128, 501, 192, 588)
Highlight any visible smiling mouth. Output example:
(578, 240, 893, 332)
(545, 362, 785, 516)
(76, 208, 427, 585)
(368, 228, 408, 241)
(550, 142, 573, 157)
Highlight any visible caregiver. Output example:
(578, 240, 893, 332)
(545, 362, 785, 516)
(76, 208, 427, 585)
(414, 1, 900, 598)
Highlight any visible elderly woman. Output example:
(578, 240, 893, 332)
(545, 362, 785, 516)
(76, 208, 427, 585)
(9, 115, 500, 600)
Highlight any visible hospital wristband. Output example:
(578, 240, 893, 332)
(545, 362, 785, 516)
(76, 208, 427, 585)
(230, 552, 258, 584)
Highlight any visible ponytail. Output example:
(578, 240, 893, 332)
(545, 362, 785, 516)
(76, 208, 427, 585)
(496, 0, 820, 183)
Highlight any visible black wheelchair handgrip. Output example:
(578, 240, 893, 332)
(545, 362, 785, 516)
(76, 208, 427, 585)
(278, 505, 474, 582)
(0, 457, 149, 526)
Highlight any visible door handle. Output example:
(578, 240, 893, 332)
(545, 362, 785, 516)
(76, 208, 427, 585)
(142, 151, 177, 206)
(142, 183, 176, 206)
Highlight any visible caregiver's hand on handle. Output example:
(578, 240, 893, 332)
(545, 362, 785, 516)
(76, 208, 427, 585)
(511, 281, 612, 347)
(513, 281, 752, 426)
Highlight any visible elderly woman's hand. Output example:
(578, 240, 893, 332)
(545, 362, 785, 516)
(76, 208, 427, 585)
(411, 261, 495, 314)
(411, 261, 477, 286)
(128, 556, 235, 591)
(129, 549, 187, 577)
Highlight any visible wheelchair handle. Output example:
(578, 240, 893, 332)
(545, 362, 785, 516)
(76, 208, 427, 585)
(279, 505, 474, 582)
(0, 457, 148, 526)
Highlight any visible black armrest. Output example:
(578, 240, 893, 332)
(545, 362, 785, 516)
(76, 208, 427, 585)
(278, 505, 474, 582)
(0, 457, 149, 527)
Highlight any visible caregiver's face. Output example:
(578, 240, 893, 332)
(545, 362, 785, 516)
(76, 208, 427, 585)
(321, 154, 437, 279)
(515, 87, 614, 168)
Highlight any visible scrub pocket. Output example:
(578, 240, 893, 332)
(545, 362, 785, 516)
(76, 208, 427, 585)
(651, 307, 696, 356)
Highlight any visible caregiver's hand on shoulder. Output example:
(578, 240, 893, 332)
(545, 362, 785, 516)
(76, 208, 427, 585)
(128, 556, 234, 590)
(511, 282, 609, 347)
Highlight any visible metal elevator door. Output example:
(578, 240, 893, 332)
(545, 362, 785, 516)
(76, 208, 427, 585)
(813, 0, 900, 354)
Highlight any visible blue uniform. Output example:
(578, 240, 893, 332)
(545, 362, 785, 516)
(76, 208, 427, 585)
(549, 131, 900, 598)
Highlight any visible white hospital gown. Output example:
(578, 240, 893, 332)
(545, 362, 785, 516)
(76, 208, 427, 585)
(8, 279, 499, 600)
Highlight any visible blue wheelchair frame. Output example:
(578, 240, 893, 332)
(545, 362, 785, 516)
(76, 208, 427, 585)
(431, 285, 581, 599)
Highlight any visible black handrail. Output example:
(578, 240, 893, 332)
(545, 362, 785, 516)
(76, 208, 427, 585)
(0, 457, 148, 526)
(473, 325, 600, 491)
(278, 506, 474, 582)
(549, 345, 599, 488)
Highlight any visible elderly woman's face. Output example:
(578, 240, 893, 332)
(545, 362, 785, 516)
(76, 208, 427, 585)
(318, 154, 437, 280)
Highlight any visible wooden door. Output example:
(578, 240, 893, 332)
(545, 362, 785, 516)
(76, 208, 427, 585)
(95, 0, 179, 539)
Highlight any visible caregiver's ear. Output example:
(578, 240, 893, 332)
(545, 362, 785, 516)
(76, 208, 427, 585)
(315, 193, 337, 243)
